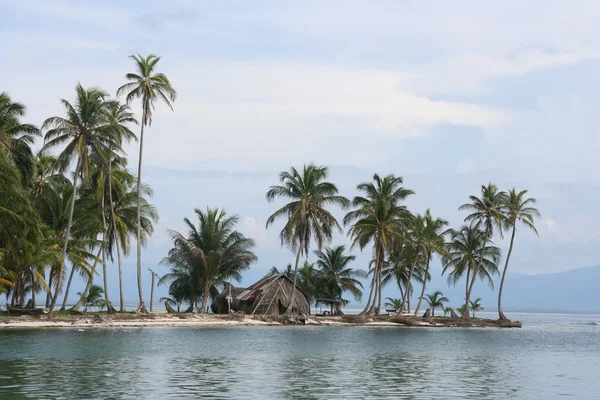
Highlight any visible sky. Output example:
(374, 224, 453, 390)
(2, 0, 600, 307)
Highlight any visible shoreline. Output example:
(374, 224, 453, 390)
(0, 313, 522, 329)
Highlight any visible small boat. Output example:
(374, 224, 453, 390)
(5, 305, 50, 316)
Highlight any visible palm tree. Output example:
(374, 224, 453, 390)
(0, 92, 40, 184)
(266, 164, 349, 313)
(442, 306, 452, 317)
(344, 174, 413, 315)
(161, 208, 257, 312)
(270, 264, 294, 278)
(314, 245, 364, 315)
(77, 284, 104, 312)
(470, 297, 484, 318)
(295, 262, 320, 314)
(413, 210, 449, 315)
(442, 224, 500, 319)
(384, 297, 403, 313)
(102, 101, 137, 312)
(42, 84, 113, 310)
(424, 290, 449, 316)
(32, 151, 59, 196)
(382, 241, 420, 312)
(458, 183, 506, 318)
(497, 189, 540, 319)
(117, 54, 176, 312)
(39, 180, 102, 311)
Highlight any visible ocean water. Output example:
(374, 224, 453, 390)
(1, 312, 599, 399)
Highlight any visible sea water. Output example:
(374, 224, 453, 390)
(0, 312, 599, 399)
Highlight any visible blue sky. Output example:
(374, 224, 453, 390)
(2, 1, 600, 305)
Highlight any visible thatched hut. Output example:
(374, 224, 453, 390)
(211, 273, 310, 315)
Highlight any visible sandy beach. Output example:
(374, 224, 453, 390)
(0, 313, 520, 329)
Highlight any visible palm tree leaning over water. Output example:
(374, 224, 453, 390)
(344, 174, 413, 315)
(118, 54, 176, 312)
(42, 84, 114, 311)
(266, 164, 349, 313)
(458, 183, 506, 319)
(497, 189, 540, 320)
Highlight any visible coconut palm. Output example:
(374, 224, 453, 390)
(470, 297, 484, 318)
(314, 245, 364, 315)
(296, 262, 320, 313)
(345, 174, 414, 315)
(458, 184, 506, 318)
(498, 189, 540, 320)
(161, 208, 257, 312)
(424, 290, 449, 316)
(42, 84, 114, 310)
(413, 210, 449, 315)
(117, 54, 176, 312)
(77, 284, 104, 312)
(442, 224, 500, 319)
(270, 264, 294, 278)
(101, 100, 137, 311)
(0, 92, 40, 184)
(32, 151, 59, 196)
(381, 241, 426, 313)
(266, 164, 349, 313)
(384, 297, 403, 312)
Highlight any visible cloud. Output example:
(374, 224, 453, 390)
(0, 32, 119, 51)
(542, 217, 559, 234)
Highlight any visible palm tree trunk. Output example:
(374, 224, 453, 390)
(376, 258, 383, 315)
(464, 266, 478, 319)
(463, 227, 491, 319)
(49, 157, 81, 311)
(45, 271, 53, 307)
(360, 271, 376, 315)
(135, 111, 147, 312)
(60, 266, 77, 310)
(414, 252, 432, 316)
(362, 242, 382, 315)
(30, 268, 36, 309)
(69, 248, 102, 312)
(401, 256, 419, 314)
(108, 161, 125, 312)
(201, 283, 210, 313)
(285, 246, 303, 313)
(150, 271, 156, 312)
(498, 225, 516, 320)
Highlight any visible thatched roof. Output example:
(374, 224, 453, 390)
(211, 274, 310, 316)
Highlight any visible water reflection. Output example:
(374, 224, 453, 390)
(0, 322, 599, 399)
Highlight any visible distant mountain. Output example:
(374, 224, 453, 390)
(232, 265, 600, 314)
(394, 265, 600, 314)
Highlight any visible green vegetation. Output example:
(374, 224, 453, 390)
(117, 54, 177, 312)
(265, 164, 349, 313)
(0, 54, 540, 321)
(0, 55, 163, 313)
(424, 290, 449, 316)
(160, 208, 257, 312)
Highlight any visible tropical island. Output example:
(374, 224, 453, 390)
(0, 54, 539, 329)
